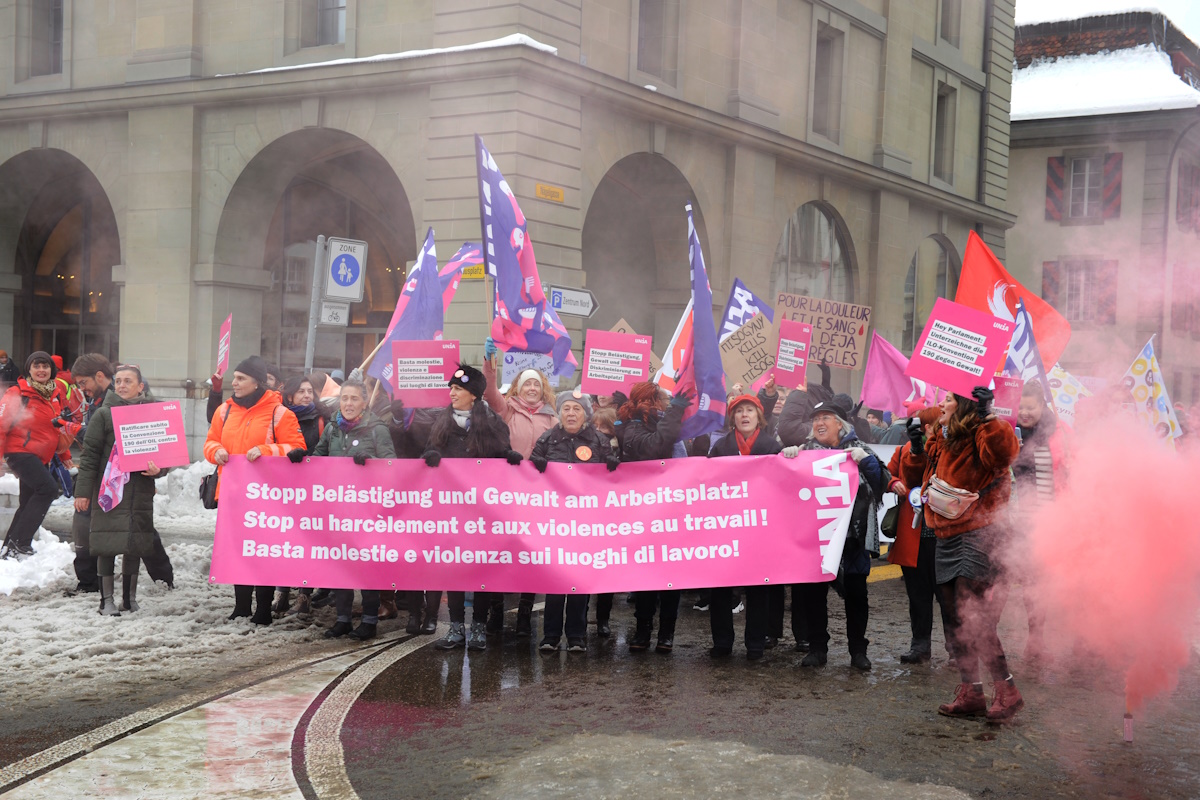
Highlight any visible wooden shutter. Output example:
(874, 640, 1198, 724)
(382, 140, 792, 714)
(1103, 153, 1123, 219)
(1096, 260, 1118, 325)
(1045, 157, 1065, 221)
(1041, 261, 1061, 310)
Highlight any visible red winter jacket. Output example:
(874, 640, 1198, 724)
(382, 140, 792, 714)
(0, 379, 81, 464)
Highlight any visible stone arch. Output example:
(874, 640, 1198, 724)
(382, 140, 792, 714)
(0, 149, 122, 363)
(581, 152, 712, 346)
(211, 128, 416, 373)
(770, 200, 859, 303)
(902, 233, 961, 354)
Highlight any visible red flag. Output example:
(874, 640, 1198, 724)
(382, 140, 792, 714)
(954, 231, 1071, 366)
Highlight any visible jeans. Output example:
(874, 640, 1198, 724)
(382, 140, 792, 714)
(3, 453, 60, 550)
(335, 589, 380, 625)
(710, 585, 768, 652)
(543, 594, 589, 641)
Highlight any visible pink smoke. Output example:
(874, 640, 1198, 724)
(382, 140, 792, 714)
(1019, 413, 1200, 712)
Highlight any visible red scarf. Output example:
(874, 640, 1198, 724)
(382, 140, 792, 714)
(735, 428, 760, 456)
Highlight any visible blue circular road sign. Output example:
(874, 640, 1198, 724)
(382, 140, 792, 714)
(331, 254, 360, 287)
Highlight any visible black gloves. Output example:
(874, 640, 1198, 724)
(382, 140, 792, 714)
(353, 453, 368, 466)
(606, 455, 620, 472)
(287, 449, 306, 463)
(906, 417, 925, 456)
(389, 399, 406, 423)
(669, 390, 693, 410)
(506, 450, 523, 466)
(423, 450, 442, 467)
(818, 358, 831, 389)
(971, 386, 994, 416)
(52, 418, 63, 428)
(531, 456, 548, 473)
(611, 390, 629, 408)
(850, 400, 865, 419)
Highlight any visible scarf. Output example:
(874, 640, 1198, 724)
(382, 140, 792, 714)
(98, 447, 130, 513)
(452, 408, 471, 430)
(232, 386, 266, 409)
(734, 428, 760, 456)
(512, 394, 542, 414)
(336, 412, 361, 433)
(27, 379, 55, 400)
(289, 403, 317, 420)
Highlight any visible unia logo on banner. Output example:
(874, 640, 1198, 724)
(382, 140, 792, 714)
(811, 452, 853, 566)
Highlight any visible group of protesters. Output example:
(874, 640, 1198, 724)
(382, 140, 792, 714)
(0, 334, 1117, 724)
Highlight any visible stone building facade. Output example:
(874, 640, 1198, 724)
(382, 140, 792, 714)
(0, 0, 1016, 452)
(1008, 11, 1200, 402)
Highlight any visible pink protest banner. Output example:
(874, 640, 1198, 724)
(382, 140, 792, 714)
(110, 401, 190, 473)
(390, 340, 459, 407)
(209, 451, 859, 593)
(991, 376, 1023, 426)
(217, 314, 232, 376)
(582, 329, 653, 395)
(773, 319, 813, 390)
(905, 298, 1013, 397)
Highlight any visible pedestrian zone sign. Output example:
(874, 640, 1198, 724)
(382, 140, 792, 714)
(324, 237, 368, 303)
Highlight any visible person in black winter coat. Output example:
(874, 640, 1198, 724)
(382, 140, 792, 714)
(418, 363, 521, 652)
(618, 380, 691, 653)
(530, 389, 620, 652)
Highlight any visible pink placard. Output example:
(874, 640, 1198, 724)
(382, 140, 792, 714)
(581, 329, 653, 395)
(773, 319, 813, 390)
(905, 298, 1013, 397)
(991, 376, 1023, 426)
(390, 340, 460, 408)
(217, 314, 232, 377)
(209, 450, 859, 592)
(110, 401, 190, 473)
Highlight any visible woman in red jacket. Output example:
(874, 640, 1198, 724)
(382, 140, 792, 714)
(898, 387, 1022, 721)
(0, 352, 79, 559)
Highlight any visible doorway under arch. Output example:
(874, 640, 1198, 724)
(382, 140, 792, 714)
(902, 234, 961, 354)
(771, 201, 857, 303)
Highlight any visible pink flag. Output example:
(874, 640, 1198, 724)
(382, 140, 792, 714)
(860, 331, 938, 417)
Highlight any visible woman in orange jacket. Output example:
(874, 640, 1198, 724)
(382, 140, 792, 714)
(205, 356, 306, 625)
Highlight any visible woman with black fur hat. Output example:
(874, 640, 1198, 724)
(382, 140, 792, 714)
(411, 362, 522, 652)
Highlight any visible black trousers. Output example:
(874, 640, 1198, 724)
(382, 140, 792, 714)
(234, 584, 274, 615)
(767, 585, 809, 642)
(71, 508, 98, 588)
(594, 592, 613, 624)
(543, 594, 589, 641)
(710, 585, 768, 652)
(798, 574, 869, 655)
(335, 589, 380, 623)
(3, 453, 60, 550)
(901, 536, 947, 654)
(408, 590, 441, 618)
(448, 591, 497, 624)
(634, 590, 679, 638)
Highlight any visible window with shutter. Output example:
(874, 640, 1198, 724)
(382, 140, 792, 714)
(1102, 153, 1123, 219)
(1045, 158, 1065, 221)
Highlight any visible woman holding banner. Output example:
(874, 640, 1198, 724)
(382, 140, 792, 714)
(204, 356, 306, 625)
(618, 381, 691, 653)
(898, 387, 1023, 721)
(297, 379, 395, 641)
(530, 388, 620, 652)
(72, 365, 160, 616)
(417, 362, 521, 651)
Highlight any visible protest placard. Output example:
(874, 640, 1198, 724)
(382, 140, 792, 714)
(610, 318, 663, 374)
(991, 376, 1023, 426)
(719, 314, 777, 387)
(773, 318, 814, 390)
(905, 298, 1013, 397)
(582, 330, 653, 395)
(774, 293, 872, 370)
(390, 340, 460, 407)
(111, 401, 190, 473)
(500, 350, 560, 388)
(209, 449, 859, 592)
(217, 314, 232, 376)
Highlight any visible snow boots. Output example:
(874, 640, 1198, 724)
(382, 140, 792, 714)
(99, 576, 121, 617)
(435, 622, 467, 650)
(121, 573, 140, 613)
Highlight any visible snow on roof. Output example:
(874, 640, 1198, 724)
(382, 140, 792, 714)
(217, 33, 557, 77)
(1011, 44, 1200, 121)
(1014, 0, 1200, 48)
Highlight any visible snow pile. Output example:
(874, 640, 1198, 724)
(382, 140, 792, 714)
(0, 473, 18, 495)
(1015, 0, 1200, 47)
(154, 460, 217, 521)
(1012, 44, 1200, 121)
(0, 528, 74, 596)
(222, 32, 558, 76)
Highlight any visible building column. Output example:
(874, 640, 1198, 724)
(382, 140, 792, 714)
(867, 189, 912, 356)
(721, 143, 778, 306)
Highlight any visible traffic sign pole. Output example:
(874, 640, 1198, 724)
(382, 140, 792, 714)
(304, 235, 327, 374)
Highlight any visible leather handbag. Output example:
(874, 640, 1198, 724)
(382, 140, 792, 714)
(924, 474, 980, 520)
(199, 471, 219, 510)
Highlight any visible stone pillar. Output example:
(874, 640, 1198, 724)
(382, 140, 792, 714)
(874, 0, 915, 176)
(866, 189, 911, 362)
(721, 143, 777, 306)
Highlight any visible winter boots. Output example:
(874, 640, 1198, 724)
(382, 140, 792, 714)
(98, 576, 121, 617)
(378, 594, 399, 620)
(349, 622, 377, 641)
(938, 683, 988, 717)
(121, 573, 140, 613)
(272, 587, 291, 617)
(987, 681, 1025, 721)
(468, 621, 488, 650)
(325, 620, 353, 638)
(629, 620, 653, 652)
(515, 594, 534, 637)
(435, 622, 467, 650)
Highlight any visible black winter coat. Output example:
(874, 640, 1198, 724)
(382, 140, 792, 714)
(619, 403, 686, 463)
(531, 423, 615, 464)
(708, 428, 783, 457)
(418, 402, 512, 459)
(292, 406, 327, 454)
(74, 391, 159, 559)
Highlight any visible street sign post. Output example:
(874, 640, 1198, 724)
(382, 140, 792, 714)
(548, 285, 598, 318)
(324, 237, 368, 303)
(319, 301, 350, 327)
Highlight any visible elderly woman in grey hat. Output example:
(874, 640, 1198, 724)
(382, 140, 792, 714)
(529, 387, 620, 652)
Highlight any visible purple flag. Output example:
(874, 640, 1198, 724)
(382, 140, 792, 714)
(673, 204, 727, 440)
(476, 135, 577, 378)
(860, 331, 938, 416)
(718, 278, 773, 342)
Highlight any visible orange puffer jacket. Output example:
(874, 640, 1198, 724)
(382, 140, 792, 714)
(204, 390, 306, 497)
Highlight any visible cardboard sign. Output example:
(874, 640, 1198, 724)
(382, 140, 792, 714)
(582, 330, 653, 395)
(773, 319, 813, 390)
(905, 298, 1013, 397)
(390, 340, 460, 407)
(774, 293, 872, 370)
(991, 376, 1023, 426)
(111, 401, 190, 473)
(500, 351, 560, 388)
(610, 318, 663, 374)
(217, 314, 232, 376)
(719, 314, 777, 387)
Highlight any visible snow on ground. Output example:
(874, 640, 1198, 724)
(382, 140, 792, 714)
(1011, 44, 1200, 121)
(0, 474, 18, 495)
(0, 528, 73, 595)
(1015, 0, 1200, 47)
